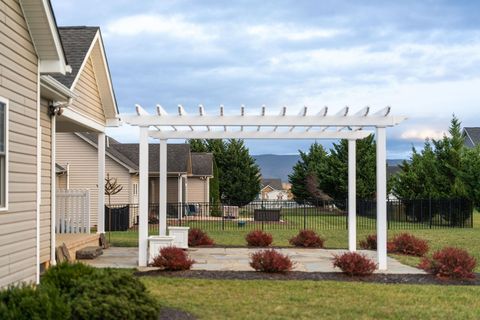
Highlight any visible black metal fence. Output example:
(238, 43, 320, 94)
(104, 198, 473, 232)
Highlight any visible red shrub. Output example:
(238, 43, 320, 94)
(333, 252, 377, 276)
(387, 241, 396, 253)
(188, 228, 215, 247)
(392, 233, 429, 256)
(250, 249, 293, 273)
(245, 230, 273, 247)
(151, 246, 195, 271)
(359, 234, 396, 253)
(289, 230, 325, 248)
(419, 247, 477, 279)
(359, 234, 377, 250)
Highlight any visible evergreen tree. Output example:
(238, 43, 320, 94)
(288, 142, 328, 202)
(322, 135, 377, 201)
(189, 139, 220, 205)
(391, 115, 468, 200)
(391, 142, 442, 199)
(220, 139, 261, 205)
(188, 138, 260, 205)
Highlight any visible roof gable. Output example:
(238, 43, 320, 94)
(52, 27, 118, 119)
(191, 153, 213, 176)
(261, 178, 283, 190)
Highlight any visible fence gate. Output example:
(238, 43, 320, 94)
(56, 189, 90, 233)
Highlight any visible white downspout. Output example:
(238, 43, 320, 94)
(36, 61, 41, 283)
(50, 114, 56, 266)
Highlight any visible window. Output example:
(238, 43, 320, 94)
(0, 98, 7, 210)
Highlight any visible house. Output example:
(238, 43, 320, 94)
(0, 0, 119, 287)
(56, 133, 214, 225)
(259, 178, 290, 200)
(463, 127, 480, 148)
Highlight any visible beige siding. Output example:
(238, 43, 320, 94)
(0, 0, 39, 286)
(39, 99, 51, 263)
(187, 177, 208, 203)
(149, 177, 179, 203)
(69, 57, 106, 124)
(56, 133, 132, 227)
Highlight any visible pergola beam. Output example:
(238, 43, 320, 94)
(148, 129, 371, 140)
(123, 114, 406, 127)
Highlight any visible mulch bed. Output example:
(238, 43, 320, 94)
(137, 269, 480, 286)
(159, 307, 196, 320)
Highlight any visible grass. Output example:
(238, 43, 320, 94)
(143, 277, 480, 320)
(110, 212, 480, 270)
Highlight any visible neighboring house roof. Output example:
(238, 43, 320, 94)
(76, 133, 139, 171)
(463, 127, 480, 148)
(108, 144, 192, 174)
(261, 178, 283, 190)
(52, 27, 99, 88)
(191, 153, 214, 176)
(75, 133, 214, 175)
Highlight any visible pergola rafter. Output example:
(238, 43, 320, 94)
(121, 104, 406, 271)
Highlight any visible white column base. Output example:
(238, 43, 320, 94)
(148, 235, 175, 264)
(168, 226, 190, 249)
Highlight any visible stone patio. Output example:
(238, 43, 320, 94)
(83, 247, 425, 274)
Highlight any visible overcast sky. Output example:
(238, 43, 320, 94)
(51, 0, 480, 158)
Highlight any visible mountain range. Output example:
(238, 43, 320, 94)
(253, 154, 405, 182)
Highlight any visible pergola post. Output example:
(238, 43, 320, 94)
(348, 139, 356, 252)
(159, 139, 168, 236)
(138, 127, 149, 266)
(177, 175, 184, 219)
(97, 132, 105, 234)
(376, 126, 388, 270)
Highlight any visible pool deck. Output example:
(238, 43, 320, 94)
(83, 247, 425, 274)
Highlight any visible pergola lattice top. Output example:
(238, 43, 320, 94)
(121, 105, 406, 140)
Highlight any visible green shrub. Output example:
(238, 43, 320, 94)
(0, 284, 70, 320)
(42, 263, 159, 320)
(69, 269, 158, 320)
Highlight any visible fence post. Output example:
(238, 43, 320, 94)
(429, 198, 432, 229)
(303, 201, 307, 230)
(222, 203, 225, 231)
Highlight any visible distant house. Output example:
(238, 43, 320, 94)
(56, 133, 213, 225)
(258, 178, 290, 200)
(463, 127, 480, 148)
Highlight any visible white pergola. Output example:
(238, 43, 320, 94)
(121, 104, 406, 270)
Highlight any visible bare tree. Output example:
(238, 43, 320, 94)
(105, 174, 123, 242)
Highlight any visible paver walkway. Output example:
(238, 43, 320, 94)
(84, 247, 424, 274)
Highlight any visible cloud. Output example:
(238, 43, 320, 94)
(400, 129, 448, 141)
(105, 14, 214, 41)
(246, 24, 346, 41)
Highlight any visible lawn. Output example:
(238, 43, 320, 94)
(143, 277, 480, 320)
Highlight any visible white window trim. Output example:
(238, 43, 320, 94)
(0, 96, 9, 212)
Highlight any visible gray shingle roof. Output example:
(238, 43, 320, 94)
(463, 127, 480, 148)
(109, 144, 191, 173)
(191, 153, 213, 176)
(261, 178, 283, 190)
(51, 27, 99, 88)
(76, 133, 214, 175)
(76, 133, 138, 170)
